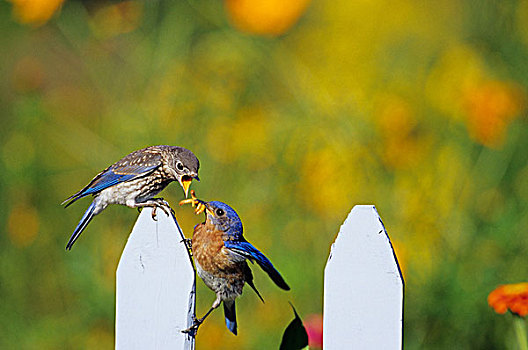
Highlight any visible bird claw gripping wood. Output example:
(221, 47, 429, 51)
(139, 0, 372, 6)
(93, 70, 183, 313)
(181, 314, 203, 336)
(151, 198, 173, 220)
(179, 190, 206, 215)
(180, 237, 193, 255)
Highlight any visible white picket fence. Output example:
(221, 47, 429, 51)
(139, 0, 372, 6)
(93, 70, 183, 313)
(323, 205, 403, 349)
(115, 205, 404, 349)
(115, 209, 195, 350)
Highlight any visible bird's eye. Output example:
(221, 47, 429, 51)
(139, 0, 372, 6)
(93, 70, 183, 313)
(176, 161, 184, 171)
(216, 208, 225, 216)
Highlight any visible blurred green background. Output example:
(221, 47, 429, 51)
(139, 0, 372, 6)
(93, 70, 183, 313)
(1, 0, 528, 348)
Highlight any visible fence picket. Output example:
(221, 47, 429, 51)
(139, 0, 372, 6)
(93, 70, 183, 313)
(115, 208, 195, 350)
(323, 205, 404, 349)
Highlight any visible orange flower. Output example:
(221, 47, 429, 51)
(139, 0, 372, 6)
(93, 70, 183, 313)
(488, 283, 528, 317)
(224, 0, 311, 36)
(9, 0, 65, 26)
(464, 81, 525, 148)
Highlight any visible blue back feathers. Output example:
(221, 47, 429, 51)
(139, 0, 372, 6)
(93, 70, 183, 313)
(207, 200, 290, 291)
(63, 163, 160, 207)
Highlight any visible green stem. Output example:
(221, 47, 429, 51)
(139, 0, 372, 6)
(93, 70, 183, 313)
(514, 316, 528, 350)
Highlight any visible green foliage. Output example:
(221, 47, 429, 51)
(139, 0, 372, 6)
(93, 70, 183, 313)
(1, 0, 528, 349)
(279, 304, 309, 350)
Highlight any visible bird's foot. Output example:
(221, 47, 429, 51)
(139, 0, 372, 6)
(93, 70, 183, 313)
(150, 198, 173, 220)
(179, 190, 206, 215)
(182, 238, 193, 256)
(181, 238, 193, 253)
(181, 316, 203, 336)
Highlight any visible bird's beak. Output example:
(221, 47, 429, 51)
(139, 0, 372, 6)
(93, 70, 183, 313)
(179, 175, 193, 198)
(193, 175, 200, 182)
(203, 202, 215, 216)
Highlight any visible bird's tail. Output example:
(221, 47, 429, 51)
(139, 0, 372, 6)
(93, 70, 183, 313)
(223, 300, 237, 335)
(66, 201, 96, 250)
(61, 192, 84, 208)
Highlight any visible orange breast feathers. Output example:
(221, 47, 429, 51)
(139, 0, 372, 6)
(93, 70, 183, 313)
(192, 222, 237, 273)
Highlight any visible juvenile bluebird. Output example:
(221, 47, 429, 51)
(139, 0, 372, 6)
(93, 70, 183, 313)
(180, 194, 290, 335)
(63, 145, 199, 250)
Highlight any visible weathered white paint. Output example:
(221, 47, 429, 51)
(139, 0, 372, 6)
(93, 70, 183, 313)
(116, 208, 195, 350)
(323, 205, 404, 349)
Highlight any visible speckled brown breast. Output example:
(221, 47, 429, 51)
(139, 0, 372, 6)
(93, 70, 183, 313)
(134, 168, 172, 202)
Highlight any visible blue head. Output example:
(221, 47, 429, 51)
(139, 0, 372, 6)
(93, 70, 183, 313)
(204, 201, 243, 238)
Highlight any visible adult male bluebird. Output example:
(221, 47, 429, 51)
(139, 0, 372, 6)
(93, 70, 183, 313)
(63, 145, 199, 250)
(180, 194, 290, 335)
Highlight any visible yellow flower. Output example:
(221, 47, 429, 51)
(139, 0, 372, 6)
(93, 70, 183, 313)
(374, 94, 426, 169)
(224, 0, 311, 36)
(90, 1, 143, 38)
(298, 146, 359, 219)
(206, 106, 274, 169)
(391, 239, 407, 281)
(8, 203, 39, 247)
(488, 283, 528, 317)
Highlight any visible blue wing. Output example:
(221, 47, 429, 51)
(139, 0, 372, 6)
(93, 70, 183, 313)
(224, 240, 290, 291)
(63, 158, 161, 207)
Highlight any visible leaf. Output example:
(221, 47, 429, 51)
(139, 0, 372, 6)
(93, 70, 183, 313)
(279, 302, 309, 350)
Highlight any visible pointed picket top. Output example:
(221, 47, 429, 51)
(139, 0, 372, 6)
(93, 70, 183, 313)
(116, 208, 195, 350)
(323, 205, 403, 349)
